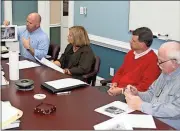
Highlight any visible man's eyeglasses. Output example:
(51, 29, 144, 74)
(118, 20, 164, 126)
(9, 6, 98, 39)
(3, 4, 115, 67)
(158, 59, 176, 65)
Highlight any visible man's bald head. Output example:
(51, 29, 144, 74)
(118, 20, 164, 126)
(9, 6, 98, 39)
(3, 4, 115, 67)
(158, 41, 180, 74)
(28, 12, 41, 24)
(26, 12, 41, 32)
(159, 42, 180, 63)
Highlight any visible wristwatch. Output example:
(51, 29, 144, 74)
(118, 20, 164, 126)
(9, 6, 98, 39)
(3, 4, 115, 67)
(27, 45, 31, 50)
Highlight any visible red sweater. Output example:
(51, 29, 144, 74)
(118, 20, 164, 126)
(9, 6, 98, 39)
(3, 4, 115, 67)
(112, 50, 161, 91)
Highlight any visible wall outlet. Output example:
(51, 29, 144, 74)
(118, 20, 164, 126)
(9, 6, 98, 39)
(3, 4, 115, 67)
(80, 7, 84, 15)
(110, 67, 114, 76)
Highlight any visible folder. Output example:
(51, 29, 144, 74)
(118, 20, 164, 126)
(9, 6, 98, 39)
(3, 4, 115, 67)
(1, 101, 23, 129)
(41, 78, 88, 93)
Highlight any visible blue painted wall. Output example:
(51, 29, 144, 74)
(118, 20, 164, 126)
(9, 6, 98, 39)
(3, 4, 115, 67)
(74, 1, 166, 79)
(90, 44, 126, 79)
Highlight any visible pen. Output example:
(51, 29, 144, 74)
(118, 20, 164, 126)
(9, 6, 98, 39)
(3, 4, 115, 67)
(56, 91, 71, 95)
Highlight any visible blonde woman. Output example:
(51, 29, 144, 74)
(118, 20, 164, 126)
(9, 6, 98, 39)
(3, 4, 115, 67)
(53, 26, 95, 80)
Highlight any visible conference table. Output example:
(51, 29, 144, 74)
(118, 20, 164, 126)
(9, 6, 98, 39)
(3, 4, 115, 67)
(1, 57, 175, 130)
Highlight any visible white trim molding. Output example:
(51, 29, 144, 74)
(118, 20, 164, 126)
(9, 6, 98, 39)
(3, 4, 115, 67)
(88, 34, 158, 54)
(49, 24, 61, 28)
(4, 0, 12, 23)
(68, 1, 74, 28)
(38, 1, 50, 38)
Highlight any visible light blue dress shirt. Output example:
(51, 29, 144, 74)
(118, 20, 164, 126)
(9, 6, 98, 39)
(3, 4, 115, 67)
(18, 27, 49, 61)
(139, 67, 180, 129)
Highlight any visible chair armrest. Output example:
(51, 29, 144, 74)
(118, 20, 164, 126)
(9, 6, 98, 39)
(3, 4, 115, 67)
(82, 71, 97, 79)
(100, 79, 112, 86)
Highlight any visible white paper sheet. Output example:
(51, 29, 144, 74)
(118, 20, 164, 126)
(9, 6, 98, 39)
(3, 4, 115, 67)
(7, 60, 40, 69)
(94, 101, 134, 117)
(35, 57, 64, 73)
(2, 101, 20, 129)
(45, 78, 88, 89)
(94, 114, 156, 130)
(1, 101, 22, 129)
(3, 101, 12, 106)
(120, 114, 156, 128)
(2, 121, 20, 130)
(94, 115, 133, 130)
(1, 75, 9, 85)
(2, 101, 19, 124)
(1, 53, 10, 58)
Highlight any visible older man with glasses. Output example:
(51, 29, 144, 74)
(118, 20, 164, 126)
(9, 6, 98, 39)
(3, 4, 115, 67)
(124, 41, 180, 129)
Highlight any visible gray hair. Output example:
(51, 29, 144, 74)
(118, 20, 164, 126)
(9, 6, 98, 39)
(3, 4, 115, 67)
(168, 51, 180, 64)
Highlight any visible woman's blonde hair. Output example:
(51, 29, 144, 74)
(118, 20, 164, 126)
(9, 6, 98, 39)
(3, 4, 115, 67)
(69, 26, 90, 47)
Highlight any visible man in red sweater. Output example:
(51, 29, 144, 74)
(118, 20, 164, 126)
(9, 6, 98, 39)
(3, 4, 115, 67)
(108, 27, 161, 96)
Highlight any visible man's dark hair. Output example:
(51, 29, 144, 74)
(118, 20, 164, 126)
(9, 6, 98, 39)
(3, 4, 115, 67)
(132, 27, 153, 47)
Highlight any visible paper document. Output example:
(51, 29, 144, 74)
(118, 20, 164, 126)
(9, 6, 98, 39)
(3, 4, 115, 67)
(2, 121, 20, 130)
(2, 101, 20, 130)
(3, 101, 12, 106)
(120, 114, 156, 128)
(45, 78, 88, 89)
(1, 101, 23, 129)
(7, 60, 40, 69)
(94, 114, 156, 130)
(94, 115, 133, 130)
(94, 101, 134, 117)
(1, 53, 10, 58)
(35, 57, 64, 73)
(1, 75, 9, 86)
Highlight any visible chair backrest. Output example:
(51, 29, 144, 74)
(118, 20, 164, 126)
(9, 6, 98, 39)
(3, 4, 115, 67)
(83, 56, 101, 86)
(47, 43, 60, 61)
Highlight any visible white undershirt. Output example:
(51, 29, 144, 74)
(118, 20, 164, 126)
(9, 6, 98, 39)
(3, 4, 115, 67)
(134, 48, 152, 59)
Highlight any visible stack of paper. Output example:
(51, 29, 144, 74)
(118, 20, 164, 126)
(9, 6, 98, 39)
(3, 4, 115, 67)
(1, 53, 10, 59)
(1, 101, 23, 129)
(94, 115, 133, 130)
(1, 70, 9, 86)
(2, 120, 21, 130)
(94, 101, 134, 117)
(7, 60, 40, 69)
(35, 57, 64, 73)
(94, 114, 156, 130)
(1, 75, 9, 86)
(45, 78, 88, 89)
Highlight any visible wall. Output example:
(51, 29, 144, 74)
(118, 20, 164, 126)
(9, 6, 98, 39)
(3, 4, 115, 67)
(74, 1, 166, 79)
(50, 1, 61, 25)
(12, 1, 38, 25)
(1, 1, 4, 24)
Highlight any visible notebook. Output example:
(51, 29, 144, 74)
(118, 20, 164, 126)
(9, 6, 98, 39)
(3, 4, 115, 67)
(1, 101, 23, 129)
(41, 78, 88, 93)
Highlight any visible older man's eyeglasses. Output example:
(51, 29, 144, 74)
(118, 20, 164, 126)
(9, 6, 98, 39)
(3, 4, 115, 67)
(158, 59, 176, 65)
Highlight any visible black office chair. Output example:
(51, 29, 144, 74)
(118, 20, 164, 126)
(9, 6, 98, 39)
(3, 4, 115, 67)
(82, 56, 101, 86)
(100, 78, 112, 86)
(47, 43, 60, 61)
